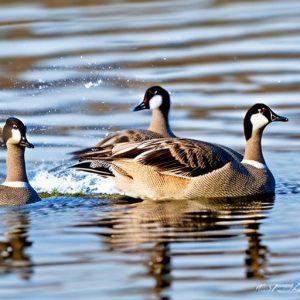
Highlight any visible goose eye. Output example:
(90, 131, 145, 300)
(258, 107, 266, 114)
(12, 124, 18, 129)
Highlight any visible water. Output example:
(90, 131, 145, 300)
(0, 0, 300, 299)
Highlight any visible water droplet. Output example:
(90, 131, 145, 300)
(84, 82, 93, 89)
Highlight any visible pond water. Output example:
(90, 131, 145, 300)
(0, 0, 300, 299)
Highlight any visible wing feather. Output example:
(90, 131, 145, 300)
(110, 138, 242, 178)
(71, 129, 164, 161)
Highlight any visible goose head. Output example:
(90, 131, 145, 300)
(2, 117, 34, 148)
(244, 103, 288, 140)
(133, 86, 171, 115)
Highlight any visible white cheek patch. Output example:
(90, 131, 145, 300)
(250, 113, 269, 131)
(149, 95, 163, 110)
(11, 129, 21, 143)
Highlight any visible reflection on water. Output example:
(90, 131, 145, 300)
(0, 212, 32, 281)
(0, 194, 298, 299)
(76, 195, 274, 295)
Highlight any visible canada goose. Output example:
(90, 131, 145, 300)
(72, 86, 175, 175)
(73, 104, 287, 199)
(0, 118, 40, 205)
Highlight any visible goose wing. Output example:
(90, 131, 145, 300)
(71, 129, 164, 160)
(95, 129, 164, 148)
(112, 138, 241, 178)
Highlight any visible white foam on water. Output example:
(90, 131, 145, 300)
(84, 79, 102, 89)
(30, 168, 119, 195)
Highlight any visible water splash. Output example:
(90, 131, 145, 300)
(30, 167, 118, 195)
(84, 79, 102, 89)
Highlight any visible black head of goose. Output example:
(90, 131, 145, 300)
(72, 104, 288, 199)
(133, 85, 175, 138)
(242, 103, 288, 168)
(93, 86, 175, 149)
(0, 117, 40, 205)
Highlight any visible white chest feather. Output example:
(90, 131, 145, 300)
(241, 159, 267, 169)
(2, 181, 31, 188)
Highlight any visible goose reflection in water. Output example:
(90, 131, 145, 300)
(76, 195, 274, 295)
(0, 211, 33, 280)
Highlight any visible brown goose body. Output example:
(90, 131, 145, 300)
(110, 156, 274, 200)
(0, 185, 40, 206)
(106, 138, 255, 199)
(75, 104, 287, 200)
(95, 129, 165, 149)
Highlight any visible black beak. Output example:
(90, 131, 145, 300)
(20, 136, 34, 148)
(132, 100, 147, 111)
(271, 111, 289, 122)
